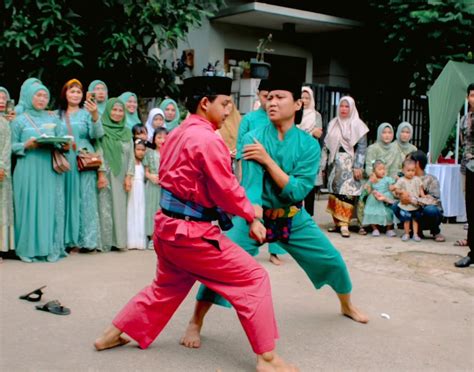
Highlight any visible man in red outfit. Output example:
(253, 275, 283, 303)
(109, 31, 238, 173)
(94, 76, 296, 372)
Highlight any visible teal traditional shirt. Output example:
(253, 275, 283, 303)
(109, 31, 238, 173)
(236, 108, 271, 158)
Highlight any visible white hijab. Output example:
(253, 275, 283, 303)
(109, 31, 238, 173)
(145, 108, 165, 142)
(325, 96, 369, 163)
(298, 86, 318, 133)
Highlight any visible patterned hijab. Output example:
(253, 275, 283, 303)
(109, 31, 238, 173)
(145, 108, 165, 142)
(0, 87, 10, 118)
(396, 121, 414, 152)
(325, 96, 369, 163)
(159, 98, 180, 132)
(88, 80, 108, 114)
(99, 98, 132, 176)
(15, 78, 42, 115)
(119, 91, 141, 129)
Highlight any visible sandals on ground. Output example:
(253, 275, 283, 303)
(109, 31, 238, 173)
(35, 300, 71, 316)
(19, 285, 47, 302)
(340, 226, 350, 238)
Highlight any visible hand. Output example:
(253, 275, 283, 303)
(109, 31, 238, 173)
(84, 99, 99, 122)
(253, 204, 263, 219)
(124, 175, 132, 192)
(149, 174, 160, 185)
(97, 172, 108, 190)
(353, 168, 363, 180)
(24, 138, 38, 150)
(0, 168, 5, 182)
(368, 173, 377, 183)
(399, 190, 412, 204)
(62, 143, 71, 152)
(230, 149, 237, 159)
(242, 138, 271, 166)
(249, 219, 266, 244)
(373, 191, 385, 201)
(5, 111, 16, 122)
(312, 127, 323, 138)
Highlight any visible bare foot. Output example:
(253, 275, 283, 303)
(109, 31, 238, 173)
(94, 325, 130, 351)
(256, 352, 298, 372)
(269, 254, 283, 266)
(341, 304, 369, 324)
(180, 322, 202, 348)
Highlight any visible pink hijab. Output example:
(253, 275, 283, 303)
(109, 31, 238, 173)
(325, 96, 369, 163)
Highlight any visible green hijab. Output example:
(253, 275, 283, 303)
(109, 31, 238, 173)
(396, 121, 415, 152)
(159, 98, 180, 132)
(119, 91, 141, 129)
(88, 80, 108, 114)
(376, 122, 394, 150)
(100, 98, 132, 176)
(15, 78, 42, 114)
(23, 83, 50, 118)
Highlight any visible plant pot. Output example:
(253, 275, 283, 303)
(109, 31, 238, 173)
(250, 61, 271, 79)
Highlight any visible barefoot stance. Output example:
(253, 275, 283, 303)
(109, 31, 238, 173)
(341, 304, 369, 324)
(94, 325, 131, 351)
(180, 322, 202, 348)
(269, 254, 283, 266)
(257, 352, 299, 372)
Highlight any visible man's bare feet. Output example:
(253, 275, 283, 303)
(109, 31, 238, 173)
(180, 322, 202, 348)
(94, 325, 130, 351)
(256, 352, 298, 372)
(341, 304, 369, 324)
(269, 254, 283, 266)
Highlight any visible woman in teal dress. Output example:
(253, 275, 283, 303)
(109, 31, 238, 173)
(143, 127, 167, 240)
(0, 87, 15, 253)
(97, 98, 134, 251)
(119, 92, 142, 129)
(88, 80, 109, 115)
(15, 78, 42, 115)
(11, 83, 67, 262)
(57, 79, 104, 251)
(159, 98, 181, 132)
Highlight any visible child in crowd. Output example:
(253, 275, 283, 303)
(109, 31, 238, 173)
(126, 139, 147, 250)
(392, 158, 425, 242)
(143, 127, 167, 248)
(362, 160, 396, 237)
(144, 108, 165, 142)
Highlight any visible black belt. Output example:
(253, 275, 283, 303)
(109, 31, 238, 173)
(161, 208, 215, 222)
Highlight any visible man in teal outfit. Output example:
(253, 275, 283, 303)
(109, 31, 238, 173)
(180, 78, 368, 349)
(236, 79, 287, 266)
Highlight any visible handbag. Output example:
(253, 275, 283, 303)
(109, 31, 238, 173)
(25, 113, 71, 174)
(77, 149, 102, 172)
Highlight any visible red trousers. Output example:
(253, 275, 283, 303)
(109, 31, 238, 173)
(113, 214, 279, 354)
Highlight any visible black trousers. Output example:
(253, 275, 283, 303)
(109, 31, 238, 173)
(304, 187, 317, 216)
(466, 168, 473, 257)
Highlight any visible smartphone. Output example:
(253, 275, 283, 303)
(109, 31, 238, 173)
(86, 92, 96, 103)
(6, 99, 15, 114)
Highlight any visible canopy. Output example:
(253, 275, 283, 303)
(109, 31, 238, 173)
(427, 60, 474, 162)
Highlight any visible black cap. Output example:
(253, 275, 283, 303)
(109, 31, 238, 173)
(183, 76, 232, 97)
(258, 79, 271, 92)
(268, 78, 302, 99)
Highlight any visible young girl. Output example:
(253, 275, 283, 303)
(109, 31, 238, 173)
(362, 160, 396, 237)
(144, 108, 165, 142)
(143, 127, 167, 247)
(127, 139, 147, 250)
(393, 158, 425, 242)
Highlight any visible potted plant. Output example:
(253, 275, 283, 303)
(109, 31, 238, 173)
(250, 33, 273, 79)
(238, 60, 251, 78)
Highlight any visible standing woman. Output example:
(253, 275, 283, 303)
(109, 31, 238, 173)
(323, 96, 369, 238)
(119, 92, 142, 129)
(394, 121, 417, 172)
(15, 78, 42, 115)
(88, 80, 109, 115)
(159, 98, 181, 132)
(0, 87, 15, 253)
(97, 98, 134, 251)
(11, 83, 67, 262)
(298, 86, 324, 215)
(57, 79, 104, 252)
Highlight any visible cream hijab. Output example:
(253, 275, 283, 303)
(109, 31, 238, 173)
(298, 86, 318, 133)
(325, 96, 369, 163)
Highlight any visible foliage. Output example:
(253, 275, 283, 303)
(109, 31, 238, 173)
(256, 33, 273, 62)
(370, 0, 473, 96)
(0, 0, 224, 100)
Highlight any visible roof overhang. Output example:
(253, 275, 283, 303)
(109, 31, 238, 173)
(211, 2, 363, 33)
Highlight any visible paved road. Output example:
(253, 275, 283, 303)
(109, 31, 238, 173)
(1, 199, 473, 371)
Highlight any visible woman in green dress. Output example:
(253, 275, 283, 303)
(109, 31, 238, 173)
(11, 83, 67, 262)
(365, 122, 399, 178)
(119, 92, 142, 129)
(97, 98, 134, 251)
(15, 78, 42, 115)
(0, 87, 15, 253)
(394, 121, 417, 172)
(88, 80, 109, 115)
(159, 98, 181, 132)
(57, 79, 104, 252)
(143, 127, 167, 242)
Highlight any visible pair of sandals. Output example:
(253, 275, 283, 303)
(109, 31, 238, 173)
(19, 286, 71, 316)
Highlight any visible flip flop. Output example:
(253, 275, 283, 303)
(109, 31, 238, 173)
(35, 300, 71, 316)
(19, 285, 47, 302)
(328, 226, 340, 233)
